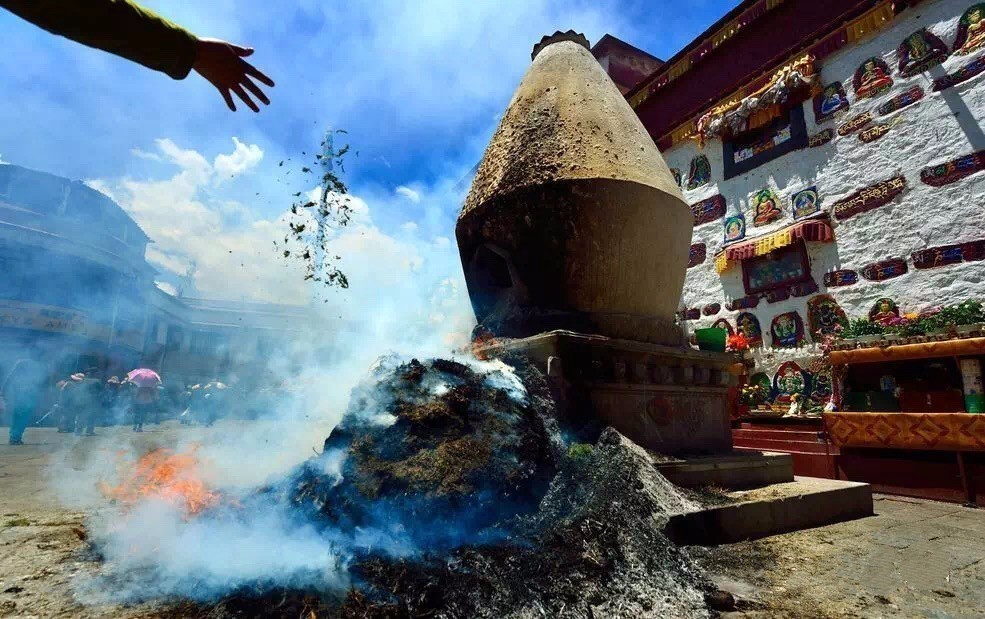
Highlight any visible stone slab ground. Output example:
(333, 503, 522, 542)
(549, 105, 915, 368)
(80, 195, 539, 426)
(1, 424, 983, 617)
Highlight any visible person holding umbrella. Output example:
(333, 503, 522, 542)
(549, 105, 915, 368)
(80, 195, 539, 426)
(127, 367, 161, 432)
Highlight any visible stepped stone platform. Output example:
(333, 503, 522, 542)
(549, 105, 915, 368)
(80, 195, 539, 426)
(665, 476, 874, 546)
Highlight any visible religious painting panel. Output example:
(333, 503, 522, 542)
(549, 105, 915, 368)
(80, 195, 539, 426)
(688, 243, 707, 268)
(690, 194, 727, 226)
(869, 297, 900, 325)
(711, 318, 734, 335)
(789, 280, 819, 298)
(912, 243, 966, 269)
(933, 54, 985, 91)
(683, 308, 701, 321)
(723, 106, 807, 180)
(877, 85, 925, 116)
(898, 29, 949, 77)
(807, 294, 848, 340)
(792, 186, 820, 220)
(773, 361, 810, 404)
(858, 123, 895, 144)
(687, 155, 711, 190)
(813, 82, 849, 123)
(861, 258, 908, 282)
(771, 312, 806, 349)
(852, 57, 894, 100)
(736, 312, 763, 347)
(832, 176, 907, 220)
(724, 215, 746, 243)
(750, 372, 772, 398)
(954, 4, 985, 56)
(702, 303, 721, 316)
(920, 150, 985, 186)
(742, 241, 811, 295)
(823, 269, 858, 287)
(750, 187, 783, 227)
(811, 372, 833, 404)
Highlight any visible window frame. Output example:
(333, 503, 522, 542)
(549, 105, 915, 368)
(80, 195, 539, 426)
(722, 104, 808, 180)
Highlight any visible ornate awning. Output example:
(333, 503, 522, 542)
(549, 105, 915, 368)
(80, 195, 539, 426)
(829, 337, 985, 366)
(714, 218, 834, 273)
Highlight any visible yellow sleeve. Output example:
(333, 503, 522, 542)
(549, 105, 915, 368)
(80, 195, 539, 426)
(0, 0, 198, 79)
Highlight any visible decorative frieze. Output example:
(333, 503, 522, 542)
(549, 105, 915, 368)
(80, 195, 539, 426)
(690, 195, 727, 226)
(837, 111, 873, 136)
(809, 129, 834, 147)
(877, 85, 924, 115)
(823, 270, 859, 287)
(726, 296, 760, 311)
(688, 243, 707, 268)
(702, 303, 722, 316)
(912, 240, 985, 269)
(933, 54, 985, 91)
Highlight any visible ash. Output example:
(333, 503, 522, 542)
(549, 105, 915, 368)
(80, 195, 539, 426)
(189, 356, 714, 618)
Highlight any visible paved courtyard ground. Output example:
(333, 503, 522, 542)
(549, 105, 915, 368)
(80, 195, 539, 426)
(1, 423, 984, 617)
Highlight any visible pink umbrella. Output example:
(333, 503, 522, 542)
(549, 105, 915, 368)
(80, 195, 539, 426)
(127, 368, 162, 387)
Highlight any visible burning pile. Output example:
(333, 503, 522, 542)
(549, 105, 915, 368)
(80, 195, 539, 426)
(100, 447, 220, 516)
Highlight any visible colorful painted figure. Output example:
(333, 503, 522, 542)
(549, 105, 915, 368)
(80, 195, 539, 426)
(736, 312, 763, 346)
(897, 29, 949, 76)
(771, 312, 805, 348)
(853, 57, 894, 99)
(807, 294, 848, 339)
(751, 188, 782, 226)
(712, 318, 734, 335)
(751, 372, 772, 397)
(813, 82, 849, 123)
(869, 298, 900, 325)
(811, 372, 833, 404)
(792, 187, 820, 220)
(773, 361, 809, 405)
(687, 155, 711, 190)
(724, 215, 746, 242)
(955, 4, 985, 55)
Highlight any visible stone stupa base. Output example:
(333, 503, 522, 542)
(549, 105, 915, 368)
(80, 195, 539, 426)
(474, 329, 737, 456)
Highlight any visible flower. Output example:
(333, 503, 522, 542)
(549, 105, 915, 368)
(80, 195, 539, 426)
(727, 333, 750, 351)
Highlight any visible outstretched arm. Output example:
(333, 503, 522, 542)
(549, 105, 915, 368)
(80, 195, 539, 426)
(0, 0, 273, 111)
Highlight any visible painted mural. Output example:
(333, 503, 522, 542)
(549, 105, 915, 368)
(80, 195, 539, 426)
(687, 155, 711, 190)
(869, 297, 901, 324)
(897, 28, 949, 76)
(690, 195, 727, 225)
(770, 312, 805, 348)
(920, 150, 985, 186)
(750, 188, 782, 226)
(807, 294, 848, 339)
(736, 312, 763, 346)
(954, 4, 985, 55)
(813, 82, 849, 123)
(773, 361, 810, 405)
(791, 186, 820, 220)
(877, 86, 925, 115)
(852, 57, 893, 99)
(724, 215, 746, 242)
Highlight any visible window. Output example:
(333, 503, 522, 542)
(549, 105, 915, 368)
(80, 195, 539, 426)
(741, 241, 811, 295)
(723, 105, 807, 179)
(191, 331, 227, 356)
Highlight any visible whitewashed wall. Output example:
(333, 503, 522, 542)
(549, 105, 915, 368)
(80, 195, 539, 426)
(662, 0, 985, 375)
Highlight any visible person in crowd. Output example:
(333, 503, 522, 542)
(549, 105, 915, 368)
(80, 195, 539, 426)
(2, 355, 48, 445)
(130, 375, 159, 433)
(57, 373, 85, 433)
(104, 376, 123, 425)
(72, 368, 104, 437)
(0, 0, 274, 112)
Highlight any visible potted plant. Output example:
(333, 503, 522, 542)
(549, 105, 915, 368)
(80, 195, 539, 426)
(953, 300, 985, 337)
(842, 317, 884, 347)
(884, 314, 924, 344)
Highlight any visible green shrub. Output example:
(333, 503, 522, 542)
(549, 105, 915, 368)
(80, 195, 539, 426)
(567, 443, 593, 462)
(841, 318, 884, 339)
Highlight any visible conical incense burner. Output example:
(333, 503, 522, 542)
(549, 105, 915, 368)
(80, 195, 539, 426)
(457, 31, 691, 345)
(461, 32, 735, 456)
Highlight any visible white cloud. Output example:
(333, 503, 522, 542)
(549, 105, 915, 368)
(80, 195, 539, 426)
(401, 221, 419, 234)
(432, 236, 451, 248)
(155, 281, 178, 296)
(395, 186, 421, 203)
(213, 137, 264, 180)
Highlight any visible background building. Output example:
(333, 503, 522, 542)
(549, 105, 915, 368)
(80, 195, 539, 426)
(0, 163, 318, 390)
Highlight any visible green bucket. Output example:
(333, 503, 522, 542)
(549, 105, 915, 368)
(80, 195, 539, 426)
(965, 394, 985, 414)
(695, 327, 727, 352)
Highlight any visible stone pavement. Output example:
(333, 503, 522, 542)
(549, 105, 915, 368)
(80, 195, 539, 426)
(696, 493, 985, 618)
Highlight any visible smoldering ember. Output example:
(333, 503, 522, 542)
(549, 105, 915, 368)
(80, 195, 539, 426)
(4, 1, 985, 618)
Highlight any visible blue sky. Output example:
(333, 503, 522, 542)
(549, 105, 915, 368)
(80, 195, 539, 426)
(0, 0, 736, 317)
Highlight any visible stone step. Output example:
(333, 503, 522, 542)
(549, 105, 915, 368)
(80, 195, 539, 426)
(731, 434, 831, 455)
(664, 476, 873, 545)
(655, 451, 793, 490)
(732, 427, 826, 443)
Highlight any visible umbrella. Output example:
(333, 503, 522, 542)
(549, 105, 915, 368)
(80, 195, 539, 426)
(127, 368, 162, 387)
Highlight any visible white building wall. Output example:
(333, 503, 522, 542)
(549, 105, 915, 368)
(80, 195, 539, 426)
(663, 0, 985, 375)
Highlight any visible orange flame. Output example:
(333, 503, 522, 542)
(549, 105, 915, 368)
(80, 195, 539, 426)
(101, 447, 220, 516)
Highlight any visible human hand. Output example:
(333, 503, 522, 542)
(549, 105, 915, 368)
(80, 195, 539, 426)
(192, 38, 274, 112)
